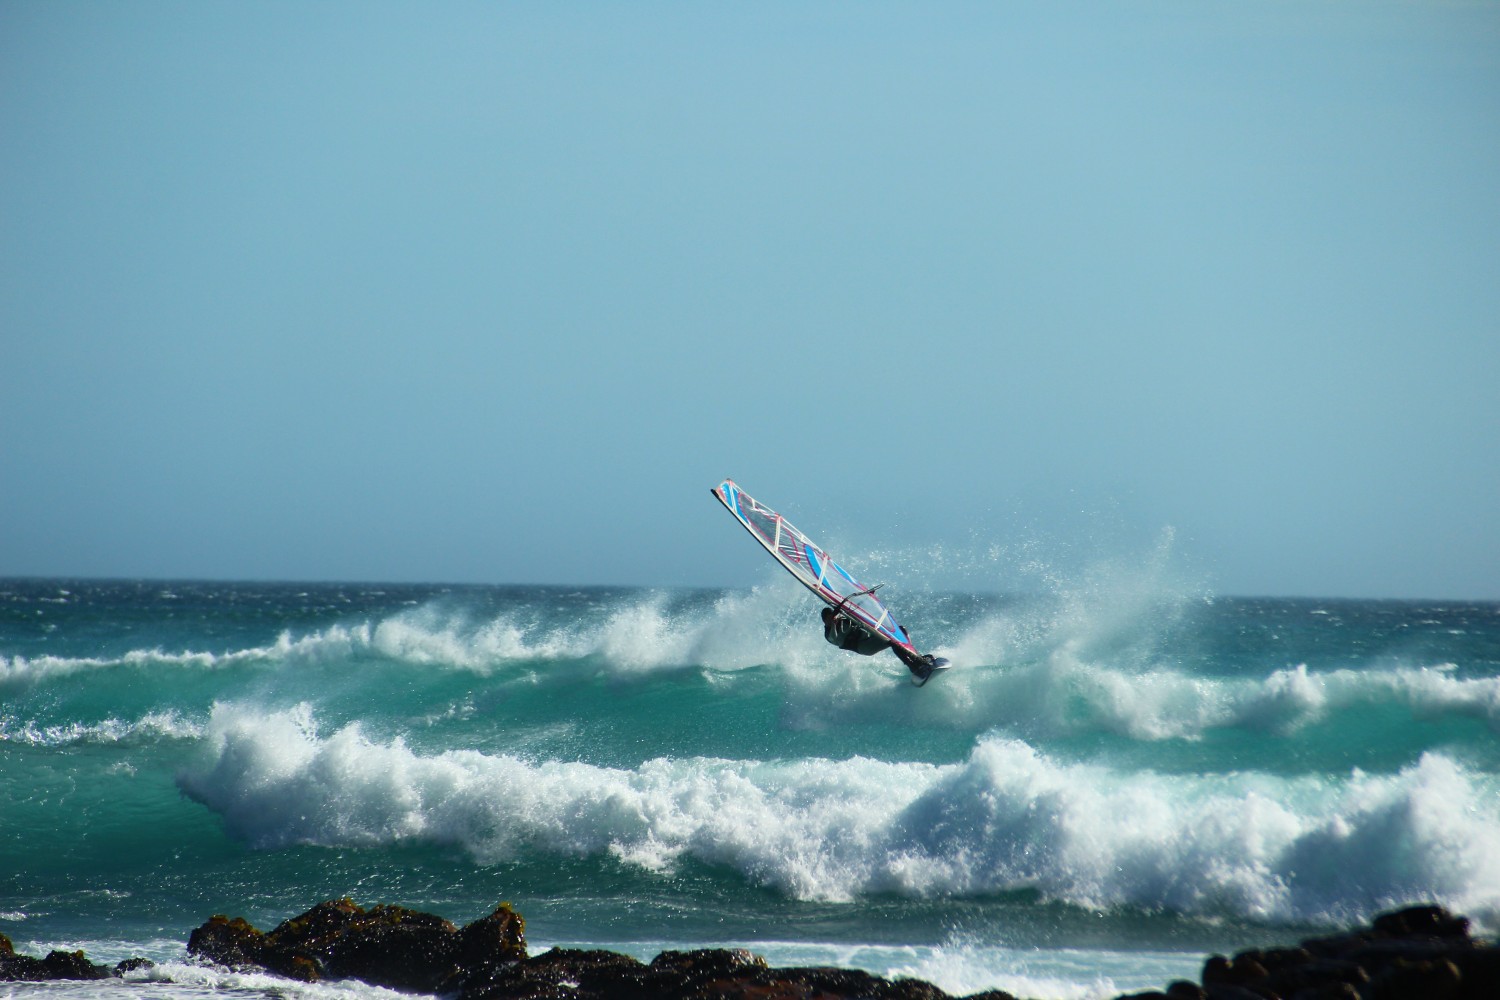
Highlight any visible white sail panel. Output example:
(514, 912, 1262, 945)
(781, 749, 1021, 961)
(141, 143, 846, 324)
(711, 479, 912, 650)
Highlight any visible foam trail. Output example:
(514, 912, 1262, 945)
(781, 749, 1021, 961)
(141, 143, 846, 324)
(0, 587, 811, 692)
(333, 587, 813, 675)
(180, 704, 1500, 928)
(786, 615, 1500, 741)
(0, 711, 203, 747)
(0, 624, 375, 687)
(124, 960, 424, 1000)
(907, 554, 1500, 739)
(1, 648, 253, 686)
(986, 654, 1500, 740)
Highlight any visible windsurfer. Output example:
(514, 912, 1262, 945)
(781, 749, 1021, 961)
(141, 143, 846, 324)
(820, 605, 889, 655)
(820, 606, 936, 680)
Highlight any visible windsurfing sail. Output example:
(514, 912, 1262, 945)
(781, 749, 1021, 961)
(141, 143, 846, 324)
(710, 478, 919, 656)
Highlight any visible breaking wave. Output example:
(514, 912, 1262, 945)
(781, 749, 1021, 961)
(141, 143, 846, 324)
(888, 646, 1500, 741)
(179, 703, 1500, 928)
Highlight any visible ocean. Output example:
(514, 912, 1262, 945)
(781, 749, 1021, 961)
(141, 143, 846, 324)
(3, 576, 1498, 1000)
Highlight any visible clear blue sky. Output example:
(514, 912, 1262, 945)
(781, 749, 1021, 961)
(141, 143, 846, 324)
(3, 1, 1497, 599)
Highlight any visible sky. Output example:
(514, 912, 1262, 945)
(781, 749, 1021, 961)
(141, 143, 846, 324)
(2, 1, 1498, 599)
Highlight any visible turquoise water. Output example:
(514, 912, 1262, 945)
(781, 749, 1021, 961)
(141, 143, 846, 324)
(3, 578, 1498, 999)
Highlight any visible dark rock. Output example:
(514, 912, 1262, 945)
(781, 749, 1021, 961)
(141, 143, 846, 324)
(465, 947, 648, 1000)
(755, 965, 888, 993)
(1125, 904, 1495, 1000)
(316, 906, 460, 991)
(0, 933, 119, 982)
(458, 904, 528, 965)
(1264, 957, 1367, 997)
(1239, 948, 1313, 975)
(769, 965, 952, 999)
(1202, 954, 1270, 988)
(1368, 956, 1462, 1000)
(591, 949, 784, 999)
(445, 906, 533, 993)
(187, 910, 320, 981)
(259, 897, 462, 988)
(1450, 946, 1500, 1000)
(1347, 936, 1477, 975)
(1298, 933, 1373, 960)
(1371, 905, 1470, 940)
(189, 898, 530, 993)
(163, 899, 1492, 1000)
(1284, 985, 1360, 1000)
(633, 948, 772, 1000)
(187, 914, 271, 969)
(41, 950, 115, 981)
(1201, 985, 1272, 1000)
(650, 947, 769, 979)
(461, 946, 964, 1000)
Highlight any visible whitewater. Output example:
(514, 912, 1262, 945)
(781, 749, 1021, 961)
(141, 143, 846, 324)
(3, 576, 1498, 1000)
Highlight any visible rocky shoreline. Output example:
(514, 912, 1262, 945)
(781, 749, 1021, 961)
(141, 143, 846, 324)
(3, 899, 1496, 999)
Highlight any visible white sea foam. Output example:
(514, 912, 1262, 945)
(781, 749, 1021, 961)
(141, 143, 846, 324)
(111, 962, 426, 1000)
(0, 933, 425, 1000)
(0, 711, 203, 747)
(775, 601, 1500, 740)
(179, 703, 1500, 928)
(343, 585, 838, 677)
(1, 649, 227, 686)
(972, 651, 1500, 741)
(892, 540, 1500, 739)
(0, 589, 782, 696)
(0, 628, 357, 687)
(879, 942, 1195, 1000)
(122, 960, 429, 1000)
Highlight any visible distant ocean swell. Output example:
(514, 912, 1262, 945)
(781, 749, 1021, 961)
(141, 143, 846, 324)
(176, 701, 1500, 927)
(6, 651, 1496, 744)
(0, 588, 802, 683)
(5, 593, 1497, 743)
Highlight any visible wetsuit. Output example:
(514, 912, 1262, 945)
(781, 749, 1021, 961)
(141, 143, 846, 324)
(820, 606, 892, 656)
(820, 606, 937, 681)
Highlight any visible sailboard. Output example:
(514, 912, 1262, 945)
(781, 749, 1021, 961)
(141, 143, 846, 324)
(710, 478, 949, 684)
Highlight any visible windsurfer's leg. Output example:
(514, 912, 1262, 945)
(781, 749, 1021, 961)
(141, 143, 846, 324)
(892, 645, 931, 676)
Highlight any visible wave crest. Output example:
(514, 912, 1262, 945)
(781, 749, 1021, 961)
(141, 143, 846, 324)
(178, 704, 1500, 927)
